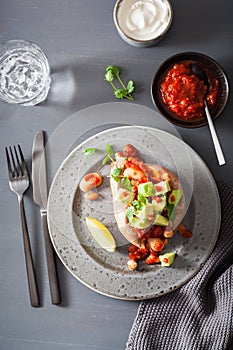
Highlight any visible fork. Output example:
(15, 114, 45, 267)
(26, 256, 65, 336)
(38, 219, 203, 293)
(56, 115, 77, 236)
(5, 145, 40, 307)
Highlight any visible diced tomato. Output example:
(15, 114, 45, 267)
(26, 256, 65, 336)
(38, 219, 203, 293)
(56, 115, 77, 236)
(155, 185, 163, 192)
(147, 215, 154, 222)
(153, 196, 162, 203)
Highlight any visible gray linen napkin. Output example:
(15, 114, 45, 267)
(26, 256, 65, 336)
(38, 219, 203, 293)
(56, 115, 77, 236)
(126, 182, 233, 350)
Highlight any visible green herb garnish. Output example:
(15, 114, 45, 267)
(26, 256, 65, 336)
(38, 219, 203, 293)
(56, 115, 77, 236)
(112, 168, 122, 176)
(102, 143, 115, 165)
(104, 65, 135, 102)
(83, 144, 117, 166)
(133, 195, 148, 210)
(126, 206, 135, 224)
(82, 147, 98, 156)
(121, 176, 132, 191)
(111, 167, 122, 182)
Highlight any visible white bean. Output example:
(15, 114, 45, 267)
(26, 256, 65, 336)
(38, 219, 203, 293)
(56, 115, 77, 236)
(84, 191, 99, 201)
(164, 230, 174, 238)
(127, 259, 138, 271)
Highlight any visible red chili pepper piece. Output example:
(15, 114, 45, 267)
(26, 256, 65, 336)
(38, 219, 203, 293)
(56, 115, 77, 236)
(170, 195, 176, 202)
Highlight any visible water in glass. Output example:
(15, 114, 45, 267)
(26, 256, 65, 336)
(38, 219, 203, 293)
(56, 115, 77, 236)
(0, 40, 51, 106)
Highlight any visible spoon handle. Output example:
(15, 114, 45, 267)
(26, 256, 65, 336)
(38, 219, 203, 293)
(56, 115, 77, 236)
(204, 101, 225, 166)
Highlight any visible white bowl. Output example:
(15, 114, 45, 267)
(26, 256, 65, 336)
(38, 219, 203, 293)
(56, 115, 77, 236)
(113, 0, 173, 47)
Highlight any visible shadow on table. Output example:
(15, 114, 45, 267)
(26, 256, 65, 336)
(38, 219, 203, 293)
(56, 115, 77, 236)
(43, 58, 115, 111)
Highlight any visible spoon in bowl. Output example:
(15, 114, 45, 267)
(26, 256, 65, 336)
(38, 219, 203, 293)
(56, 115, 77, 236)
(190, 63, 225, 166)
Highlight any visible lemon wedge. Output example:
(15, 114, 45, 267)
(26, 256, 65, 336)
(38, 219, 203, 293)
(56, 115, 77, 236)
(85, 216, 116, 252)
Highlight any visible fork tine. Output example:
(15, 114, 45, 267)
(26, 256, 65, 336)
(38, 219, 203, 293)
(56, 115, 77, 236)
(5, 147, 13, 180)
(9, 146, 18, 178)
(6, 145, 28, 179)
(14, 145, 23, 177)
(18, 144, 28, 176)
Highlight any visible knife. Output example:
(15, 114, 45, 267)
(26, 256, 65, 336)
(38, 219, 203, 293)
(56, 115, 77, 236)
(32, 130, 61, 305)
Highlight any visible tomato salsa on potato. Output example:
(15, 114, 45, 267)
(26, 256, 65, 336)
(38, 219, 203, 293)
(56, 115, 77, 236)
(160, 61, 219, 120)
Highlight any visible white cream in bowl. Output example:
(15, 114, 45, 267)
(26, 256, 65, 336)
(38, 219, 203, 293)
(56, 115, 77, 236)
(114, 0, 173, 46)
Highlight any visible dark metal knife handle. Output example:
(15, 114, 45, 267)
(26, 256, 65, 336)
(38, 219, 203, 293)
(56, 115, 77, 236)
(41, 211, 60, 305)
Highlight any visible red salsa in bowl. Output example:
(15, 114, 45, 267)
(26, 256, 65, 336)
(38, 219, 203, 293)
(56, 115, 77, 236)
(151, 52, 229, 128)
(161, 61, 219, 120)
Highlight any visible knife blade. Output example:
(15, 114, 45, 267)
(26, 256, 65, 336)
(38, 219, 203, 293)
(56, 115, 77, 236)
(32, 130, 60, 305)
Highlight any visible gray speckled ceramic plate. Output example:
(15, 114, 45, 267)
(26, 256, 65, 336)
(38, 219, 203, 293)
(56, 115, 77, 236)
(47, 126, 221, 300)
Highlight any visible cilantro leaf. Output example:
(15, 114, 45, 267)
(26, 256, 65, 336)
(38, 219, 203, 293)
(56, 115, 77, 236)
(106, 65, 121, 77)
(102, 144, 115, 165)
(114, 89, 126, 99)
(111, 174, 120, 182)
(127, 80, 135, 94)
(102, 155, 111, 165)
(111, 168, 122, 182)
(83, 143, 116, 166)
(104, 65, 135, 102)
(106, 143, 114, 157)
(104, 70, 114, 83)
(126, 206, 135, 224)
(121, 177, 132, 191)
(112, 168, 122, 176)
(133, 195, 148, 210)
(82, 147, 97, 156)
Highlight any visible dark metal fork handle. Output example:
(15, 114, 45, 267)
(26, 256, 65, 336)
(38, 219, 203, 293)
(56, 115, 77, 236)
(19, 196, 40, 307)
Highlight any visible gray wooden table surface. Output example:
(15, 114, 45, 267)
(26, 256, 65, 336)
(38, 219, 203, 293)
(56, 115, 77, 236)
(0, 1, 233, 349)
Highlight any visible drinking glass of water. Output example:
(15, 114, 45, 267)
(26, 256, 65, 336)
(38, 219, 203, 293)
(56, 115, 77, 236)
(0, 40, 51, 106)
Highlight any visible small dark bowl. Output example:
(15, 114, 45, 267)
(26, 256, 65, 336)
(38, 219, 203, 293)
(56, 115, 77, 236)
(151, 52, 229, 128)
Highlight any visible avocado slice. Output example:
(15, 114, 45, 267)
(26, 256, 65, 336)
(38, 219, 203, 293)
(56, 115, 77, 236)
(132, 204, 154, 229)
(154, 214, 169, 226)
(136, 203, 154, 220)
(168, 189, 183, 206)
(152, 195, 166, 212)
(154, 180, 171, 195)
(159, 252, 176, 267)
(131, 218, 151, 229)
(138, 182, 155, 197)
(116, 188, 134, 205)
